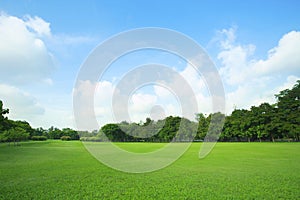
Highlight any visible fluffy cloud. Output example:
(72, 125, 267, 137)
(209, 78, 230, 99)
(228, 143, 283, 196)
(0, 84, 44, 120)
(218, 27, 256, 85)
(219, 28, 300, 86)
(24, 15, 51, 37)
(252, 31, 300, 75)
(217, 28, 300, 113)
(0, 13, 55, 84)
(0, 13, 97, 130)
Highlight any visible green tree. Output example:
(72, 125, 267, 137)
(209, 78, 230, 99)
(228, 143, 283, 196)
(33, 127, 47, 137)
(223, 109, 249, 141)
(61, 128, 79, 140)
(176, 118, 197, 142)
(101, 123, 130, 142)
(157, 116, 181, 142)
(195, 113, 209, 140)
(48, 126, 63, 139)
(11, 120, 34, 137)
(275, 80, 300, 141)
(205, 112, 225, 142)
(0, 100, 9, 132)
(2, 127, 29, 146)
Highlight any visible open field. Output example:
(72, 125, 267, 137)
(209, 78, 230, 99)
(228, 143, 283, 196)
(0, 141, 299, 199)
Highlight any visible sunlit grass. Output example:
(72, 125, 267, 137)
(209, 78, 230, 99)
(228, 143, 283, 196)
(0, 140, 299, 199)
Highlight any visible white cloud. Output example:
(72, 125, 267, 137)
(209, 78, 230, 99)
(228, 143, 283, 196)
(72, 80, 115, 130)
(0, 13, 55, 84)
(276, 75, 300, 92)
(252, 31, 300, 75)
(24, 15, 51, 37)
(0, 84, 44, 120)
(180, 64, 206, 93)
(52, 34, 96, 45)
(218, 26, 237, 49)
(128, 93, 157, 122)
(218, 28, 300, 86)
(218, 44, 256, 85)
(0, 13, 99, 130)
(37, 106, 74, 129)
(216, 27, 300, 113)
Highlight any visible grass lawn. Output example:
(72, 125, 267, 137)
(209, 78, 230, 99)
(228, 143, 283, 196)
(0, 140, 299, 199)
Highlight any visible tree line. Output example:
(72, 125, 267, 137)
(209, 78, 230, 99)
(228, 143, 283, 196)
(1, 80, 299, 144)
(0, 102, 79, 145)
(81, 80, 300, 142)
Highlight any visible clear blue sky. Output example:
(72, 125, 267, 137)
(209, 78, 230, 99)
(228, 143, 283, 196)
(0, 0, 299, 130)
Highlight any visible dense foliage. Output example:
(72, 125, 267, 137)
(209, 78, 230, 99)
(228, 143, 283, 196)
(220, 80, 300, 142)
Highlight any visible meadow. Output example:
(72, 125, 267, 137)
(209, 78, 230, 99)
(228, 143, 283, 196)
(0, 141, 299, 199)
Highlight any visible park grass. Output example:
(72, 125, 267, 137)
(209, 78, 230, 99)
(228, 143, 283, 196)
(0, 141, 299, 199)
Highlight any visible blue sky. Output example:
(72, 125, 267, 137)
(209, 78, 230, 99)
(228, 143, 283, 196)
(0, 0, 299, 130)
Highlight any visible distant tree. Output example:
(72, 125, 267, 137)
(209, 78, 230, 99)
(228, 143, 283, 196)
(61, 136, 71, 141)
(157, 116, 181, 142)
(176, 118, 197, 142)
(101, 124, 130, 142)
(2, 127, 29, 146)
(31, 135, 47, 141)
(48, 126, 62, 139)
(143, 117, 152, 126)
(33, 127, 47, 137)
(205, 112, 225, 142)
(195, 113, 209, 140)
(0, 100, 9, 132)
(0, 100, 9, 119)
(61, 128, 79, 140)
(78, 130, 98, 138)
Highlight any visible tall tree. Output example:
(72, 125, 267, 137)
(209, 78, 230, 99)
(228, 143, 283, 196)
(250, 103, 275, 142)
(275, 80, 300, 141)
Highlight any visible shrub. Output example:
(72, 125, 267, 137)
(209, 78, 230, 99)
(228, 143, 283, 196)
(31, 136, 47, 141)
(80, 137, 103, 142)
(61, 136, 71, 141)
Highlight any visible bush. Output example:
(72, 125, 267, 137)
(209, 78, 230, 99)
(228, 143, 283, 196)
(31, 136, 47, 141)
(80, 137, 103, 142)
(61, 136, 71, 141)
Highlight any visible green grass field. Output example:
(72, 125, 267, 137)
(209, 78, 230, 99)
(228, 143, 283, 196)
(0, 141, 299, 199)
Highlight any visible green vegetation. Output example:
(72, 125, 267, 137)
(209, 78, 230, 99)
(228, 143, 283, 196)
(0, 140, 299, 199)
(1, 80, 299, 144)
(31, 135, 47, 141)
(83, 80, 300, 142)
(0, 102, 79, 143)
